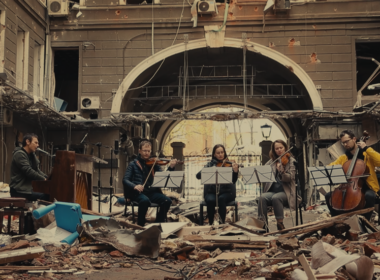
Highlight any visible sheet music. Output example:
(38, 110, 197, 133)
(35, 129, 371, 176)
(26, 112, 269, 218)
(201, 166, 233, 185)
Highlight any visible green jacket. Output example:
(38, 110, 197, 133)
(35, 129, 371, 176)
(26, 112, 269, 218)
(9, 147, 47, 194)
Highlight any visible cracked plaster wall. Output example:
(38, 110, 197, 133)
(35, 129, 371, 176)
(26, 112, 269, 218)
(49, 0, 380, 117)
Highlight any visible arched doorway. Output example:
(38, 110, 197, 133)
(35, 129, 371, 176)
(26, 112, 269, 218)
(161, 107, 287, 200)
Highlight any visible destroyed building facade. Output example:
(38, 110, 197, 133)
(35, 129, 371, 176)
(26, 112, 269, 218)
(1, 0, 380, 199)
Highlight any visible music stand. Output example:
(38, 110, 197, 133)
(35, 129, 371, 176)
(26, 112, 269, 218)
(308, 165, 347, 194)
(240, 165, 276, 229)
(151, 171, 184, 188)
(240, 165, 276, 185)
(201, 166, 233, 225)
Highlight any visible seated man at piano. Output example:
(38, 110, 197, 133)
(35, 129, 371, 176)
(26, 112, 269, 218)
(123, 140, 177, 226)
(9, 133, 49, 201)
(325, 130, 380, 221)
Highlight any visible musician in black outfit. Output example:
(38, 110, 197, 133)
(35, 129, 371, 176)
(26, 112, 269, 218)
(196, 144, 239, 225)
(9, 133, 48, 201)
(123, 140, 177, 226)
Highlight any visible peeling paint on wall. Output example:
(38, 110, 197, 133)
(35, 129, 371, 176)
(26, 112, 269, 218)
(288, 38, 301, 47)
(227, 0, 236, 20)
(310, 52, 321, 63)
(286, 66, 294, 73)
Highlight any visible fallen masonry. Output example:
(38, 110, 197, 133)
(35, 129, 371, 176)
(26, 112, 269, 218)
(0, 201, 379, 280)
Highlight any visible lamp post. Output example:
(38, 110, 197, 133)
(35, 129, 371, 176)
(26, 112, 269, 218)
(260, 123, 272, 141)
(259, 123, 273, 166)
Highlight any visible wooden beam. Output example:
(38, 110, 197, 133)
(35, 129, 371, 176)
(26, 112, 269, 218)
(264, 207, 374, 236)
(0, 266, 50, 270)
(0, 247, 45, 265)
(299, 254, 317, 280)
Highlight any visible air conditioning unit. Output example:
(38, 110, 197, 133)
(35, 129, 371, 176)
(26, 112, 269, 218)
(0, 107, 13, 127)
(47, 0, 69, 17)
(142, 123, 150, 140)
(81, 96, 100, 109)
(197, 0, 217, 15)
(274, 0, 291, 12)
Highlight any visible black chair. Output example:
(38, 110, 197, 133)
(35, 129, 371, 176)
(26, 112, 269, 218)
(199, 185, 238, 225)
(124, 200, 168, 223)
(199, 200, 238, 225)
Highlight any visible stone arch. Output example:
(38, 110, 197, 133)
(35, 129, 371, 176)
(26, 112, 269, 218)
(157, 104, 293, 152)
(111, 38, 323, 114)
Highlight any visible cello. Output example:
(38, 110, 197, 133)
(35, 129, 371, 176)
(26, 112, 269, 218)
(331, 131, 370, 213)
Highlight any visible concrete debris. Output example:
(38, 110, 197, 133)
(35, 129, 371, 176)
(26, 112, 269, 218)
(1, 201, 380, 280)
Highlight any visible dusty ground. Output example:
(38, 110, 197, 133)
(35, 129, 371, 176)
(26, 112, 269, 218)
(60, 263, 242, 280)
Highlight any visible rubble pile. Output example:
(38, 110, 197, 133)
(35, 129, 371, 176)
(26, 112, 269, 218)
(0, 203, 380, 279)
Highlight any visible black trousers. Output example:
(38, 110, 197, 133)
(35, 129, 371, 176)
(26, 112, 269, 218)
(205, 192, 235, 225)
(133, 191, 172, 227)
(10, 188, 50, 202)
(325, 185, 376, 221)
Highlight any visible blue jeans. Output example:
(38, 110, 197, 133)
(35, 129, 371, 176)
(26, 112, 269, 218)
(204, 192, 235, 225)
(116, 197, 126, 205)
(133, 192, 172, 226)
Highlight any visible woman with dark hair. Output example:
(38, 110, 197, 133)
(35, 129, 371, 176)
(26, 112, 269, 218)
(196, 144, 240, 225)
(257, 139, 299, 231)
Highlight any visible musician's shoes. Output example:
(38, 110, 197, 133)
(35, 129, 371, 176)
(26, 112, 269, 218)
(276, 222, 285, 231)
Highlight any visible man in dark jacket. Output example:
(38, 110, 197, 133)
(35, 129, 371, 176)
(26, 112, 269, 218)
(10, 133, 48, 201)
(123, 140, 177, 226)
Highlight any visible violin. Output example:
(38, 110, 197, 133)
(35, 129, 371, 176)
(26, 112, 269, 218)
(145, 157, 183, 166)
(281, 153, 291, 166)
(331, 131, 370, 213)
(216, 158, 244, 168)
(216, 159, 235, 167)
(271, 147, 293, 166)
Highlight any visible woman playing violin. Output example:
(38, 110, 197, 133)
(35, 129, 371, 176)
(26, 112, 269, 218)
(196, 144, 240, 225)
(258, 139, 299, 232)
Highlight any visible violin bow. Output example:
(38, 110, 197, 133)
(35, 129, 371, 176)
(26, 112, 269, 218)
(142, 151, 160, 188)
(221, 135, 243, 166)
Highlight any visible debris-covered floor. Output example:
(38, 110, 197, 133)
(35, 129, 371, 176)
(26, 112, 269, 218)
(0, 187, 380, 280)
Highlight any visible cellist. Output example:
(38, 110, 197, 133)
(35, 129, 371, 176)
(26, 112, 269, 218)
(325, 130, 380, 221)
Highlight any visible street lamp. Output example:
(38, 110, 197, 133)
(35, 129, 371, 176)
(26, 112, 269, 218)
(260, 123, 272, 140)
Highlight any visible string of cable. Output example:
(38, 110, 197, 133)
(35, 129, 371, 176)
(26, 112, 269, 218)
(125, 0, 187, 92)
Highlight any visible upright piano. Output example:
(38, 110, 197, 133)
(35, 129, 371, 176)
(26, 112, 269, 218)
(32, 151, 107, 210)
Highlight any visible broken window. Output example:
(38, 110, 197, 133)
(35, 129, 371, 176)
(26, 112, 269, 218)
(53, 49, 79, 112)
(16, 28, 30, 91)
(356, 42, 380, 98)
(33, 42, 44, 98)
